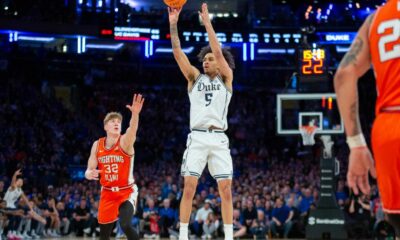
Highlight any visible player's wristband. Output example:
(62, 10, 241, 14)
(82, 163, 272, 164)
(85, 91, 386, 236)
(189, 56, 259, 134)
(84, 169, 91, 179)
(346, 134, 367, 149)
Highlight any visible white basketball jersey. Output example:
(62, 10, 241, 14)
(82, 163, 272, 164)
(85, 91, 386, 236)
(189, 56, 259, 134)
(4, 187, 23, 208)
(189, 74, 232, 130)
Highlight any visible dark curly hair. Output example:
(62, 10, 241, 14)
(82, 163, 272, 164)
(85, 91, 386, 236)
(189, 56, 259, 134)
(197, 46, 235, 70)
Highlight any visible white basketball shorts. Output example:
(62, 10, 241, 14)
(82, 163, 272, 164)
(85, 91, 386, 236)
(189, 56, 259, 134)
(181, 129, 233, 181)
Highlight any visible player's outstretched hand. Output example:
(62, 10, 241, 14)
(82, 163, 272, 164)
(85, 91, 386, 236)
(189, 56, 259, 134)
(86, 169, 102, 180)
(168, 7, 182, 25)
(198, 3, 211, 25)
(347, 147, 376, 195)
(14, 169, 22, 176)
(126, 94, 145, 115)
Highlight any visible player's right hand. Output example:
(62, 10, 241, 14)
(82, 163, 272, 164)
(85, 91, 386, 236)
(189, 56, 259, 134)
(14, 169, 22, 176)
(85, 169, 102, 180)
(168, 7, 182, 25)
(347, 147, 376, 196)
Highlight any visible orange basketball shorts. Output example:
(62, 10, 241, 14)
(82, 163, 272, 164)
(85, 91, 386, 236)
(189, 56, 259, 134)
(371, 113, 400, 213)
(98, 184, 138, 224)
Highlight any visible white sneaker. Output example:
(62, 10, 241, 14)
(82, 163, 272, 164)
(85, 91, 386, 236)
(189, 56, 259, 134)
(144, 233, 151, 239)
(14, 231, 24, 239)
(83, 228, 91, 234)
(31, 231, 40, 239)
(49, 230, 60, 237)
(22, 232, 32, 239)
(116, 232, 125, 239)
(201, 234, 207, 239)
(95, 227, 100, 233)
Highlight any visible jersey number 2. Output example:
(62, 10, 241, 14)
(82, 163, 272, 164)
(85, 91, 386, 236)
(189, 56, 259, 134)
(205, 93, 213, 106)
(378, 19, 400, 62)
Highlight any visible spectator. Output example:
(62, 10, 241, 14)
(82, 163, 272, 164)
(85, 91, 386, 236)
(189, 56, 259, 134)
(142, 198, 160, 238)
(158, 198, 176, 237)
(71, 197, 90, 236)
(193, 199, 213, 236)
(250, 210, 268, 240)
(202, 212, 220, 239)
(347, 194, 372, 238)
(56, 201, 70, 235)
(270, 197, 293, 238)
(233, 209, 247, 238)
(242, 199, 257, 234)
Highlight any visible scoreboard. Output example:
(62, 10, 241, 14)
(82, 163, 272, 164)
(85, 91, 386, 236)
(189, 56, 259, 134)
(101, 26, 303, 44)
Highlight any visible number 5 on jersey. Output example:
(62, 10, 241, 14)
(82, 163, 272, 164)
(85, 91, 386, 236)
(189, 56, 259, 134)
(205, 93, 213, 106)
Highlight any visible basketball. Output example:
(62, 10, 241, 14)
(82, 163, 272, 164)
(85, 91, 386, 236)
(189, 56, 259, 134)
(164, 0, 187, 9)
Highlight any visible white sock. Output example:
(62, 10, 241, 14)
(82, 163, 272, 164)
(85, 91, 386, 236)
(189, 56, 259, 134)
(179, 222, 189, 240)
(224, 224, 233, 240)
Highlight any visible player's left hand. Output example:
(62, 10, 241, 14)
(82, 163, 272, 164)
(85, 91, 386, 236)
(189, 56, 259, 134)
(347, 147, 376, 196)
(198, 3, 211, 25)
(126, 94, 145, 114)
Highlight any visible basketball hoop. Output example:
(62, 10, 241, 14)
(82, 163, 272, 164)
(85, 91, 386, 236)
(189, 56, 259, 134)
(300, 125, 317, 146)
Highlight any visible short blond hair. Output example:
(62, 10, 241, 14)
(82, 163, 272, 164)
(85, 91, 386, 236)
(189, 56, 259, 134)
(103, 112, 123, 125)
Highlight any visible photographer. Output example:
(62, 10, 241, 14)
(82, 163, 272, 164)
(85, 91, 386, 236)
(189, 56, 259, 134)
(347, 194, 372, 238)
(250, 210, 268, 240)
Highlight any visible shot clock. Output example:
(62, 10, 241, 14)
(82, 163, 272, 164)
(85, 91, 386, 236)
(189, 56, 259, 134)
(299, 48, 327, 76)
(297, 48, 332, 93)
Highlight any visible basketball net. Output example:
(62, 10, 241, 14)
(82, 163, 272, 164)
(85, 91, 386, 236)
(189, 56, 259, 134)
(300, 125, 317, 146)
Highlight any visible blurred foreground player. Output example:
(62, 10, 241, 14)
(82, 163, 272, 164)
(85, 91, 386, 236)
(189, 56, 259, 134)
(334, 0, 400, 237)
(85, 94, 144, 240)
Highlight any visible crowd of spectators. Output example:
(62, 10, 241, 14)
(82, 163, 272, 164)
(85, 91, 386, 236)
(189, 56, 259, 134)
(0, 31, 392, 239)
(0, 44, 395, 240)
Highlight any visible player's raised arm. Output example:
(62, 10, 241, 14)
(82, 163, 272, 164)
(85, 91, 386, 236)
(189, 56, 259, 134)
(10, 169, 22, 190)
(199, 3, 233, 82)
(169, 7, 200, 86)
(120, 93, 144, 155)
(85, 141, 101, 180)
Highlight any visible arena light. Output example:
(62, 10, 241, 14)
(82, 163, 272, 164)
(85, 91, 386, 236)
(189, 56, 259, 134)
(242, 43, 247, 62)
(149, 40, 153, 56)
(250, 43, 255, 61)
(18, 36, 55, 42)
(257, 48, 286, 54)
(77, 36, 81, 54)
(82, 37, 86, 53)
(85, 43, 124, 50)
(145, 40, 149, 58)
(336, 46, 350, 53)
(155, 47, 194, 54)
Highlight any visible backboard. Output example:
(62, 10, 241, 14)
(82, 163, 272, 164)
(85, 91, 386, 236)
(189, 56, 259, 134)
(276, 93, 344, 135)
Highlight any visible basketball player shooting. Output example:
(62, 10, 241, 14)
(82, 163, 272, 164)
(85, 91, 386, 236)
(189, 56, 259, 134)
(85, 93, 144, 240)
(169, 3, 235, 240)
(334, 0, 400, 237)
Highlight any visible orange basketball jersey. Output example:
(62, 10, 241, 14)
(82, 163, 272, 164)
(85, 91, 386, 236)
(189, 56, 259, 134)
(96, 137, 135, 188)
(369, 0, 400, 114)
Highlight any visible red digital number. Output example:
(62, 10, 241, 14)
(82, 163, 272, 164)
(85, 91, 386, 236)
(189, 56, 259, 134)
(314, 59, 323, 74)
(302, 59, 313, 74)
